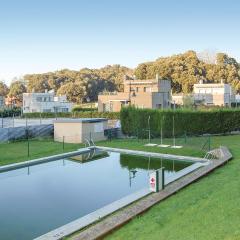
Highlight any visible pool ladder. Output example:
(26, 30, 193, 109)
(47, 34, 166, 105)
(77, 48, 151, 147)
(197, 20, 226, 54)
(84, 138, 95, 148)
(204, 148, 222, 160)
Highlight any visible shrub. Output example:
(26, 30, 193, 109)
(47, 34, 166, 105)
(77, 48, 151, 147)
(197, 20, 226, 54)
(72, 106, 98, 112)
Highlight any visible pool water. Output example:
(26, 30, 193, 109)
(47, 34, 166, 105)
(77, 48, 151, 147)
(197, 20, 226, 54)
(0, 151, 192, 240)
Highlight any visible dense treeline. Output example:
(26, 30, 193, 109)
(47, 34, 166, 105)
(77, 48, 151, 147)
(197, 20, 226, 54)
(134, 51, 240, 93)
(0, 65, 132, 105)
(1, 50, 240, 105)
(24, 65, 132, 103)
(120, 107, 240, 137)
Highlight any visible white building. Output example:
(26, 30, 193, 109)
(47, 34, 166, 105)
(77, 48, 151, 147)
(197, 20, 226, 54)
(23, 91, 73, 113)
(0, 96, 5, 109)
(193, 80, 235, 106)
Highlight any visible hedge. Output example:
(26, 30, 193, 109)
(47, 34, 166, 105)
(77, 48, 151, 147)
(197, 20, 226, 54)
(120, 106, 240, 137)
(0, 107, 21, 118)
(22, 111, 120, 120)
(72, 106, 98, 112)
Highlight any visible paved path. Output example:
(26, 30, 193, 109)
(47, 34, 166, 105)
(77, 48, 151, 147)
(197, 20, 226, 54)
(71, 146, 232, 240)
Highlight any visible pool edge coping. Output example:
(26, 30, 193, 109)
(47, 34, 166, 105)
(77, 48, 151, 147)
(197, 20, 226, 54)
(96, 146, 206, 162)
(0, 147, 94, 172)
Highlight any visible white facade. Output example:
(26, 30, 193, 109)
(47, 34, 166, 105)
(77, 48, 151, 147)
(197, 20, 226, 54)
(23, 91, 73, 113)
(0, 96, 5, 109)
(193, 82, 235, 106)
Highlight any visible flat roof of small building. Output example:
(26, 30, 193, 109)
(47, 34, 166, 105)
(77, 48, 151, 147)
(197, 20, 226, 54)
(54, 118, 108, 124)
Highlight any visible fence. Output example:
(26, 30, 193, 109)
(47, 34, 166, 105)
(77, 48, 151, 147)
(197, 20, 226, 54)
(0, 117, 55, 128)
(0, 124, 53, 142)
(127, 128, 211, 150)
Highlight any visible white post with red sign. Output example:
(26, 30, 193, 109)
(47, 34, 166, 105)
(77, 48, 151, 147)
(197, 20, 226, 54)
(149, 168, 165, 192)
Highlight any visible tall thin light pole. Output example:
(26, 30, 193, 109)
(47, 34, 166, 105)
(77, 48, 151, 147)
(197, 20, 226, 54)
(148, 115, 151, 143)
(160, 116, 163, 145)
(173, 115, 175, 147)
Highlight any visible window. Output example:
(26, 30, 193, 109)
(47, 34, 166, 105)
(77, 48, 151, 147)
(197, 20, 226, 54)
(61, 108, 69, 112)
(103, 103, 110, 112)
(136, 87, 139, 92)
(36, 97, 42, 102)
(43, 109, 52, 112)
(144, 87, 151, 92)
(110, 102, 113, 112)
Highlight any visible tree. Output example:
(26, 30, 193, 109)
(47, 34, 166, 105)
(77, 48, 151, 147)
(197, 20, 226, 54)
(57, 82, 86, 103)
(0, 81, 9, 97)
(8, 81, 27, 104)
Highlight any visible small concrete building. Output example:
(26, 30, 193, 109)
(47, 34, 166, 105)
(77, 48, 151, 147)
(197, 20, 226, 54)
(98, 75, 171, 112)
(54, 118, 108, 143)
(23, 90, 73, 113)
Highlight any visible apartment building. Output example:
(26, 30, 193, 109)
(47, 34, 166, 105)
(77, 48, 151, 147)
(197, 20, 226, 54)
(172, 80, 235, 107)
(193, 80, 235, 106)
(23, 90, 73, 113)
(98, 75, 171, 112)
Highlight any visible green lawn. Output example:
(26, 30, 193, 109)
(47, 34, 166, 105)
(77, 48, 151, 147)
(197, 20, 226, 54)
(102, 135, 240, 240)
(0, 138, 82, 166)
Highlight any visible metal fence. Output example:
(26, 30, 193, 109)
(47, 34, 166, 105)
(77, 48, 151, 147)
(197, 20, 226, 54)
(0, 117, 56, 128)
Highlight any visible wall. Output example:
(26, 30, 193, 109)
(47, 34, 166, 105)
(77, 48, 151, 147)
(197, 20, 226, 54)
(98, 93, 129, 112)
(54, 122, 82, 143)
(54, 121, 108, 143)
(0, 124, 53, 142)
(81, 121, 108, 142)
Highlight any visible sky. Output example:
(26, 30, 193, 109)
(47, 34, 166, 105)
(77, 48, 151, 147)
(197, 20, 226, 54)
(0, 0, 240, 85)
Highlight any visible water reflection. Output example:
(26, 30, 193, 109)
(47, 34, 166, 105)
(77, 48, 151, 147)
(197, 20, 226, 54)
(120, 154, 191, 172)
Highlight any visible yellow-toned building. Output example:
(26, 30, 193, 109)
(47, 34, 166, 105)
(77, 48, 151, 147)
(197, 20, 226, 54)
(98, 75, 171, 112)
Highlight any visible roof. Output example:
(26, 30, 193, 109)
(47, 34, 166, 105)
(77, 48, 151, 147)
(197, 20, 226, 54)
(54, 118, 108, 124)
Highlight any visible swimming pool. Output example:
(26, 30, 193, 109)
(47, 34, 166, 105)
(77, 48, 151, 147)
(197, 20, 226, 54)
(0, 150, 192, 240)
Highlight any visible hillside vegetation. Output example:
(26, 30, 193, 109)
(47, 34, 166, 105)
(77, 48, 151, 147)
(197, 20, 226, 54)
(1, 51, 240, 104)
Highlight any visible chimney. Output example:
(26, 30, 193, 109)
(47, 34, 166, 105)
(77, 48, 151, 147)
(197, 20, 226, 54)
(199, 79, 203, 84)
(156, 73, 159, 81)
(221, 79, 224, 84)
(133, 75, 136, 80)
(45, 89, 48, 93)
(32, 88, 35, 93)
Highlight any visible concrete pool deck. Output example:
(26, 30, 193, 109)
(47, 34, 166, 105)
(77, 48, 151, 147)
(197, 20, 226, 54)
(96, 146, 206, 162)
